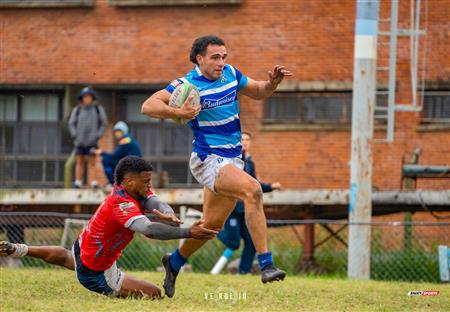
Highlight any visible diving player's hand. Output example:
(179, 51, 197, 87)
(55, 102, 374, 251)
(268, 65, 293, 88)
(177, 94, 201, 120)
(188, 220, 218, 240)
(152, 209, 183, 226)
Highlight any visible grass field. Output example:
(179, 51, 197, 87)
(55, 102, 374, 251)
(0, 268, 448, 311)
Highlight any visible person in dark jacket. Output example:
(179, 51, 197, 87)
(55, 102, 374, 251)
(95, 121, 142, 185)
(217, 132, 281, 274)
(68, 87, 107, 188)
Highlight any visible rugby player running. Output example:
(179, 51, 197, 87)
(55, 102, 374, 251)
(141, 35, 293, 297)
(0, 156, 217, 298)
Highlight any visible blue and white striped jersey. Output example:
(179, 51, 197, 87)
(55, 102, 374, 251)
(166, 64, 248, 160)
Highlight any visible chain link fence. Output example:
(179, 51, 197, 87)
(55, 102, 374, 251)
(0, 212, 449, 283)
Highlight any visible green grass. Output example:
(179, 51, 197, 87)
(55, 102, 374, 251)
(5, 225, 444, 282)
(0, 268, 448, 311)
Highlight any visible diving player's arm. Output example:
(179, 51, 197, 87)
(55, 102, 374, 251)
(141, 89, 200, 120)
(144, 195, 175, 215)
(128, 217, 218, 240)
(144, 195, 182, 226)
(240, 65, 293, 100)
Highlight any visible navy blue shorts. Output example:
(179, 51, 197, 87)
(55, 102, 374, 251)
(72, 240, 124, 296)
(75, 145, 97, 156)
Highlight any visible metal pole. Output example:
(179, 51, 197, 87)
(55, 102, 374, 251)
(412, 0, 421, 107)
(387, 0, 398, 142)
(348, 0, 379, 280)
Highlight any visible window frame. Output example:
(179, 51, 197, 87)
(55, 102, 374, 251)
(262, 91, 391, 131)
(420, 91, 450, 124)
(0, 91, 69, 188)
(263, 91, 354, 125)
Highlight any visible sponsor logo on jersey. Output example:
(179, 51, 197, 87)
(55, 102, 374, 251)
(170, 79, 182, 88)
(202, 90, 236, 110)
(118, 202, 135, 215)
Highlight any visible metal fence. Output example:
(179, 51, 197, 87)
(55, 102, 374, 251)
(0, 212, 449, 283)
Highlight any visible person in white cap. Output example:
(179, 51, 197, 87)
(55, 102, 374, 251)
(96, 121, 142, 186)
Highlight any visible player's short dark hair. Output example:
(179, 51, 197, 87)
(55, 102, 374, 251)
(190, 35, 226, 65)
(115, 156, 153, 185)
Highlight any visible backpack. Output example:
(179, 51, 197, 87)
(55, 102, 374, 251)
(73, 104, 102, 129)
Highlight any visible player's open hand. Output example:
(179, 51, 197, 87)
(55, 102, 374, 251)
(268, 65, 293, 87)
(178, 93, 201, 120)
(152, 209, 183, 226)
(189, 219, 218, 240)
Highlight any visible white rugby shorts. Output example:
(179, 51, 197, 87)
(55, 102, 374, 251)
(189, 152, 244, 192)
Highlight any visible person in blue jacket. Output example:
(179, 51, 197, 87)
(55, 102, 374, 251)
(217, 132, 281, 274)
(96, 121, 142, 185)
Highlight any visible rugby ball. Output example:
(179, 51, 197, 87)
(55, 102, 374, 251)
(168, 82, 201, 124)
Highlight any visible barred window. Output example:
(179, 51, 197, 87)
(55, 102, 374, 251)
(0, 92, 71, 187)
(118, 92, 198, 187)
(0, 95, 17, 121)
(422, 91, 450, 123)
(264, 92, 352, 124)
(264, 92, 389, 125)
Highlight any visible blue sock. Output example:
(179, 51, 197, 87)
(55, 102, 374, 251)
(257, 252, 273, 271)
(169, 249, 187, 272)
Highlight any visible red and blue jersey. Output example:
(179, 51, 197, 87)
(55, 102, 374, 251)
(79, 185, 151, 271)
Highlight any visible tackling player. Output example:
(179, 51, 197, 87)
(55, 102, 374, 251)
(0, 156, 217, 298)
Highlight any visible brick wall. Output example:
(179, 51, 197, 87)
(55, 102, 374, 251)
(1, 0, 449, 189)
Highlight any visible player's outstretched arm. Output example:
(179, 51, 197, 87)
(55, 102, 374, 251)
(141, 89, 200, 120)
(128, 217, 218, 240)
(144, 195, 185, 226)
(240, 65, 293, 100)
(144, 195, 176, 216)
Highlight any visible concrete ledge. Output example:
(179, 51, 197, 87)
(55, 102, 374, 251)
(1, 189, 449, 220)
(0, 0, 93, 8)
(108, 0, 241, 6)
(261, 123, 351, 132)
(1, 188, 449, 206)
(277, 81, 352, 92)
(417, 123, 450, 132)
(276, 81, 388, 92)
(260, 123, 387, 132)
(423, 81, 450, 90)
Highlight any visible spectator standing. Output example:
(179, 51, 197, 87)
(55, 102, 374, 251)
(68, 87, 107, 188)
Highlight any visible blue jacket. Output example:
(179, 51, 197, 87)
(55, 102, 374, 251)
(234, 155, 273, 213)
(101, 136, 142, 166)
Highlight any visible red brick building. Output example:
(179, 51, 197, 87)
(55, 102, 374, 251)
(0, 0, 449, 189)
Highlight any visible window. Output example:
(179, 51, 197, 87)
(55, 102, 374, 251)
(264, 92, 388, 125)
(118, 93, 198, 187)
(0, 92, 70, 187)
(0, 95, 17, 121)
(0, 0, 93, 8)
(264, 92, 352, 124)
(21, 95, 59, 122)
(422, 91, 450, 123)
